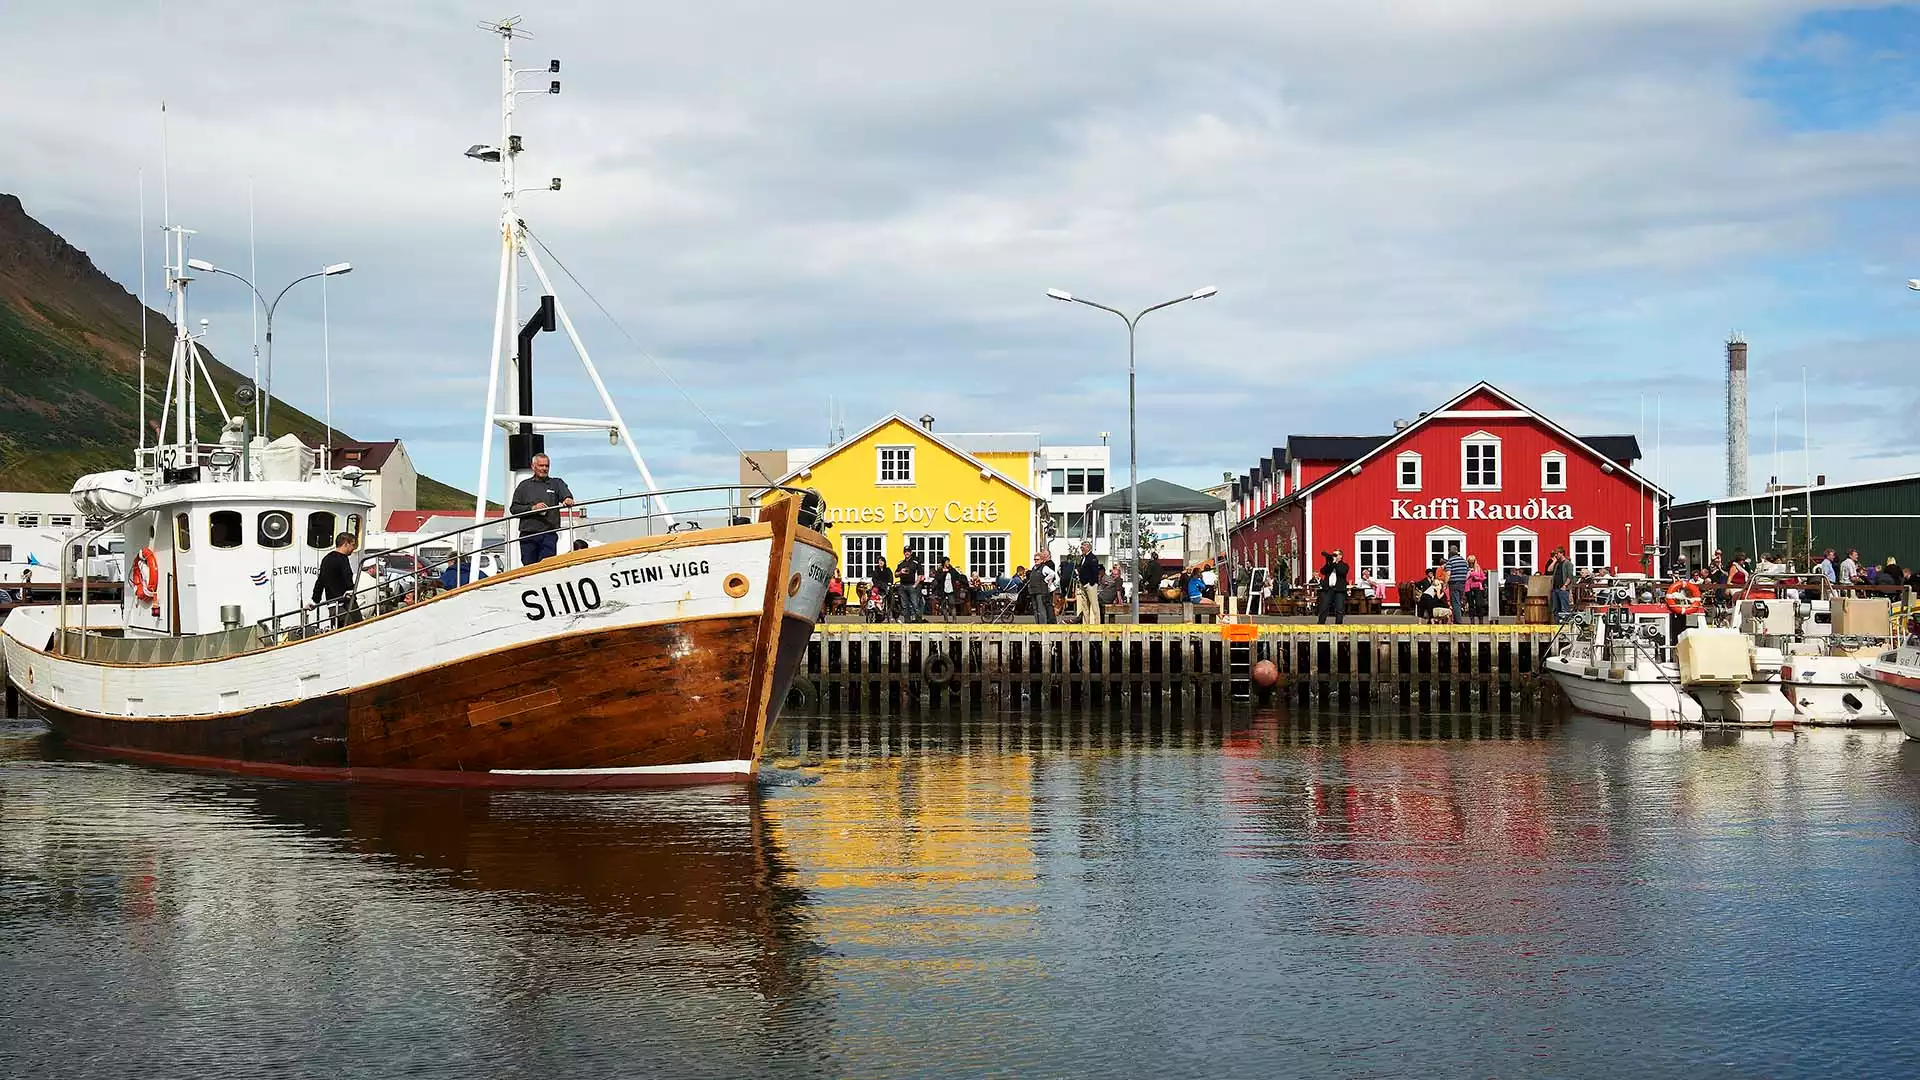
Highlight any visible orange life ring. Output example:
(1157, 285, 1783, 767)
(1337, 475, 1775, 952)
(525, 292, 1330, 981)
(131, 547, 160, 602)
(1663, 579, 1703, 615)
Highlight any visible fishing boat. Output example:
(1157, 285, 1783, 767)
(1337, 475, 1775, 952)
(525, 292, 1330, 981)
(1866, 644, 1920, 741)
(1543, 574, 1897, 728)
(1, 20, 833, 787)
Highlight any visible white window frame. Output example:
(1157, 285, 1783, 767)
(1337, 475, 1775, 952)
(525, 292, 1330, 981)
(1426, 526, 1465, 572)
(1570, 526, 1609, 572)
(876, 445, 915, 486)
(966, 532, 1010, 580)
(904, 532, 948, 571)
(1461, 431, 1501, 492)
(1540, 451, 1567, 493)
(1355, 526, 1395, 585)
(1396, 451, 1422, 492)
(16, 513, 41, 528)
(1679, 540, 1705, 571)
(1498, 526, 1538, 577)
(842, 533, 887, 581)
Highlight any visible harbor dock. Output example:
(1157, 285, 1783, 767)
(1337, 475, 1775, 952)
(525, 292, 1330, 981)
(792, 622, 1562, 712)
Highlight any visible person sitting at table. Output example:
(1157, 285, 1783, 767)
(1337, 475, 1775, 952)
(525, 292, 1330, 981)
(1186, 573, 1205, 603)
(1415, 568, 1450, 623)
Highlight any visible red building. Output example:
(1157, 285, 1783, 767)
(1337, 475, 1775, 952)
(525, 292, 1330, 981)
(1229, 384, 1666, 592)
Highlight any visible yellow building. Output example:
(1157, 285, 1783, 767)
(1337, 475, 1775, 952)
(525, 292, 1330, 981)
(760, 414, 1042, 582)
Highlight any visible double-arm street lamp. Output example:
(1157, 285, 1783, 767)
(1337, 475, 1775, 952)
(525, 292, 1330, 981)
(1047, 285, 1217, 622)
(187, 258, 353, 432)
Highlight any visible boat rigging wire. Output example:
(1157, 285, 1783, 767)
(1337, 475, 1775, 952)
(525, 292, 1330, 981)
(520, 225, 779, 487)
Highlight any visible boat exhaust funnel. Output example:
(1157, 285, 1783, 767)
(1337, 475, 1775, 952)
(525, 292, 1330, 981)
(510, 294, 557, 470)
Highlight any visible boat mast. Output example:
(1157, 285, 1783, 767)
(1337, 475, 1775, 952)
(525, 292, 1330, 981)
(470, 18, 674, 572)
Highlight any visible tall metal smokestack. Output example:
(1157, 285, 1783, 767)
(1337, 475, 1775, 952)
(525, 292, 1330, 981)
(1726, 334, 1749, 497)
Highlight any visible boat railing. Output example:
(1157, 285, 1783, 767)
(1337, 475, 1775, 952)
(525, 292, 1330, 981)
(253, 484, 824, 648)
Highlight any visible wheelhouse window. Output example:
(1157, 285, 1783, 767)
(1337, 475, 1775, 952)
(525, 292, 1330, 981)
(967, 533, 1010, 579)
(17, 514, 41, 528)
(347, 514, 364, 546)
(49, 515, 75, 528)
(258, 510, 294, 549)
(877, 446, 914, 485)
(1540, 452, 1566, 492)
(307, 512, 338, 549)
(1396, 452, 1421, 492)
(174, 512, 192, 551)
(209, 510, 244, 549)
(1462, 433, 1501, 491)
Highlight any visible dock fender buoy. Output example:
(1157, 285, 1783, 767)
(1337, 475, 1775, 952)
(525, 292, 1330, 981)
(785, 678, 819, 710)
(925, 648, 959, 687)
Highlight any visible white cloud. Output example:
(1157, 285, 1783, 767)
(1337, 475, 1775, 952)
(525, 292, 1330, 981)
(4, 0, 1917, 505)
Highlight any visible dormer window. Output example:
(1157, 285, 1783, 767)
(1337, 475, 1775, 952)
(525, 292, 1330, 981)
(1462, 432, 1501, 491)
(1540, 452, 1566, 492)
(877, 445, 914, 485)
(1396, 451, 1422, 492)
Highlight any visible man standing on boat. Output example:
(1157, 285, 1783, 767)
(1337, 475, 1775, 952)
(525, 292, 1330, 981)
(312, 532, 360, 628)
(510, 453, 575, 568)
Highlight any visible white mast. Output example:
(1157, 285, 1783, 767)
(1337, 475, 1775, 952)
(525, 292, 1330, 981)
(469, 17, 674, 571)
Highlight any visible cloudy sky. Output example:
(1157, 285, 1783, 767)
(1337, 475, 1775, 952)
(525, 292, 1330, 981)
(7, 1, 1920, 506)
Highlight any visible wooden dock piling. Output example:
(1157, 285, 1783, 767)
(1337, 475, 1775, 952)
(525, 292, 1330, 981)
(794, 623, 1559, 713)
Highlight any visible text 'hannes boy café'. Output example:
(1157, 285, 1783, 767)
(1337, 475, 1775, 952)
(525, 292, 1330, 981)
(1229, 383, 1668, 588)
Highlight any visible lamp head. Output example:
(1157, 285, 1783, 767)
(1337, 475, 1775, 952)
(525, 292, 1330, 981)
(187, 258, 217, 272)
(322, 262, 353, 276)
(1908, 279, 1920, 291)
(465, 144, 504, 163)
(1190, 286, 1219, 300)
(1046, 288, 1073, 302)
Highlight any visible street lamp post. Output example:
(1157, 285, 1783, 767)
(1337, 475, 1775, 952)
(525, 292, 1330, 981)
(188, 259, 353, 433)
(1046, 285, 1217, 622)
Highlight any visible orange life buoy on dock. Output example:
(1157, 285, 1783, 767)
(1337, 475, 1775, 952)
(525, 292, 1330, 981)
(131, 547, 160, 602)
(1663, 580, 1703, 615)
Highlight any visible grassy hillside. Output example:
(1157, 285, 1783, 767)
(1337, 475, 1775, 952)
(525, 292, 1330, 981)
(0, 193, 475, 505)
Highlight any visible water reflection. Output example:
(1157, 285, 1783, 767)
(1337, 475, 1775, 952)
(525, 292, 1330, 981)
(5, 709, 1920, 1079)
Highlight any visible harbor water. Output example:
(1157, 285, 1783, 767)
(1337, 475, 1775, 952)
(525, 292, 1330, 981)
(4, 709, 1920, 1079)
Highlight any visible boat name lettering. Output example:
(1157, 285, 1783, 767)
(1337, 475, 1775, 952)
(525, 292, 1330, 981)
(1389, 497, 1574, 521)
(521, 577, 604, 621)
(605, 560, 712, 591)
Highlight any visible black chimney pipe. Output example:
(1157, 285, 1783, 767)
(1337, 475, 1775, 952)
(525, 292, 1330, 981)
(509, 295, 557, 470)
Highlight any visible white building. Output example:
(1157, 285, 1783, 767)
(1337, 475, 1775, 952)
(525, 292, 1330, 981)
(328, 440, 418, 533)
(0, 492, 87, 531)
(745, 417, 1113, 561)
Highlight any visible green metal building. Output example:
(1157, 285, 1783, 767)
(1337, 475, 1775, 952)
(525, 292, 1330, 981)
(1665, 472, 1920, 571)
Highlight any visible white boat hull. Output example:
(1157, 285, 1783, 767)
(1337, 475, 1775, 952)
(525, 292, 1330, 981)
(1543, 656, 1703, 727)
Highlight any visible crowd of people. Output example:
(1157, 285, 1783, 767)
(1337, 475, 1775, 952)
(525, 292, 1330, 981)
(821, 542, 1230, 624)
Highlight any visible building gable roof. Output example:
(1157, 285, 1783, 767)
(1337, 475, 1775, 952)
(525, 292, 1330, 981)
(1266, 382, 1668, 514)
(762, 413, 1040, 499)
(329, 440, 400, 471)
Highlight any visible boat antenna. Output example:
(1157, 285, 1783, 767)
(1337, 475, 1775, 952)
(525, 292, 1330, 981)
(1802, 366, 1813, 559)
(138, 169, 148, 456)
(469, 17, 679, 576)
(249, 177, 261, 431)
(322, 272, 333, 458)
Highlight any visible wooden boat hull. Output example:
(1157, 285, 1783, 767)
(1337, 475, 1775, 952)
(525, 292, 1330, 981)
(4, 500, 832, 788)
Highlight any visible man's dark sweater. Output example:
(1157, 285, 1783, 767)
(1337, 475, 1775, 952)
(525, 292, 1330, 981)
(312, 550, 354, 606)
(1078, 553, 1101, 586)
(510, 475, 575, 534)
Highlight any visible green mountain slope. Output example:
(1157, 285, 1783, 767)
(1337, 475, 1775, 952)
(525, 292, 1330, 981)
(0, 193, 474, 509)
